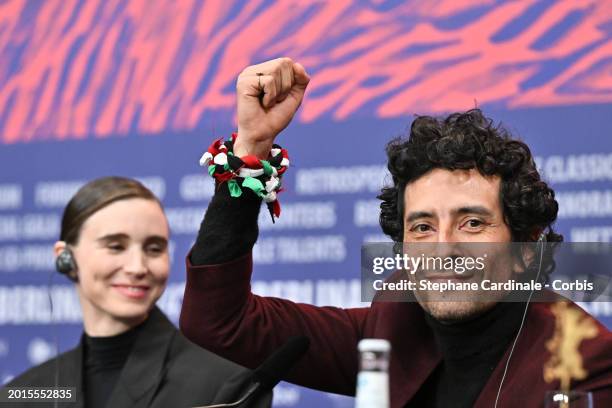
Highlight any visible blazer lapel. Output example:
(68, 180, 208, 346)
(393, 302, 441, 407)
(369, 301, 441, 408)
(56, 340, 85, 408)
(474, 302, 554, 408)
(104, 307, 176, 408)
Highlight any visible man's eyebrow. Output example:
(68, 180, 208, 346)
(405, 206, 494, 223)
(405, 211, 434, 223)
(453, 206, 494, 217)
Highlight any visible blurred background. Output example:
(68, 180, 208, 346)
(0, 1, 611, 406)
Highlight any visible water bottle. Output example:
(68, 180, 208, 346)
(355, 338, 391, 408)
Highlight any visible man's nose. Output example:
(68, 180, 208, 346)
(436, 224, 459, 243)
(435, 226, 461, 258)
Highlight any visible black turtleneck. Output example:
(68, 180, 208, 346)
(83, 323, 142, 408)
(407, 301, 525, 408)
(191, 183, 262, 265)
(191, 185, 526, 407)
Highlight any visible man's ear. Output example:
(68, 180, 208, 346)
(514, 229, 546, 275)
(513, 243, 536, 275)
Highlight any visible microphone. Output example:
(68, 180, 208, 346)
(194, 336, 310, 408)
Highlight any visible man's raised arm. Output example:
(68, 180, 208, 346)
(180, 58, 368, 396)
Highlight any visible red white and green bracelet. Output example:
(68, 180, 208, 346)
(200, 133, 289, 221)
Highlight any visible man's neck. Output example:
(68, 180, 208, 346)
(424, 302, 525, 362)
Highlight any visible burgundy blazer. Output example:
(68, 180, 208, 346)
(180, 252, 612, 408)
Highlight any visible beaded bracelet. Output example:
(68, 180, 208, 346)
(199, 133, 289, 221)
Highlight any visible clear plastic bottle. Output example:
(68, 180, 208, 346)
(355, 339, 391, 408)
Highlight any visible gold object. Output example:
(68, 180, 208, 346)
(543, 302, 598, 405)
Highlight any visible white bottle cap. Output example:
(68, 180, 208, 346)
(358, 339, 391, 352)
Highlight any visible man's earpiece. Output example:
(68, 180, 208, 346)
(537, 231, 547, 243)
(55, 248, 78, 281)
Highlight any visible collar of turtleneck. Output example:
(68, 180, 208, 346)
(408, 302, 527, 408)
(423, 301, 526, 364)
(84, 320, 145, 371)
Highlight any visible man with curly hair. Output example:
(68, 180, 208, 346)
(180, 58, 612, 407)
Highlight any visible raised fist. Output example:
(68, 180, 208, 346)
(235, 57, 310, 158)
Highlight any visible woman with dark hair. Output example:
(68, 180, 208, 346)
(4, 177, 271, 408)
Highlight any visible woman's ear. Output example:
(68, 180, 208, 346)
(53, 241, 78, 281)
(53, 241, 66, 257)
